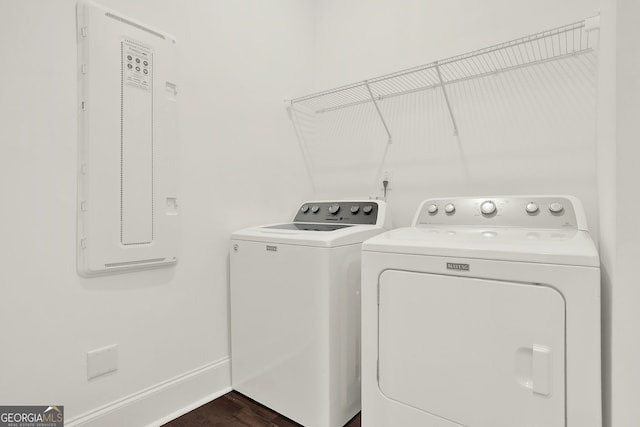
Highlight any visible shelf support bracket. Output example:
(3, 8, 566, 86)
(435, 63, 459, 137)
(285, 100, 317, 192)
(364, 80, 392, 144)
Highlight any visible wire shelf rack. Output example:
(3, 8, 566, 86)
(287, 17, 599, 129)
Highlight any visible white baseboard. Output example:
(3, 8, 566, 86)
(66, 357, 231, 427)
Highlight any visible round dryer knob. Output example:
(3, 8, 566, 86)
(525, 202, 539, 214)
(328, 204, 340, 215)
(350, 205, 360, 214)
(300, 205, 309, 213)
(480, 201, 497, 216)
(549, 202, 564, 214)
(444, 203, 456, 214)
(363, 205, 373, 215)
(427, 204, 438, 214)
(311, 205, 320, 213)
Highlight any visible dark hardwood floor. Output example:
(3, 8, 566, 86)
(163, 391, 361, 427)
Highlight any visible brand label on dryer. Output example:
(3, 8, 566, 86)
(266, 245, 278, 252)
(447, 262, 469, 271)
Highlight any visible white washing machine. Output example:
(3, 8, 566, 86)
(231, 200, 390, 427)
(361, 196, 601, 427)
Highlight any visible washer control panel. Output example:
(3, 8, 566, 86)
(414, 196, 581, 229)
(293, 201, 380, 225)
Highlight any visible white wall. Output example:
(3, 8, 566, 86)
(611, 0, 640, 418)
(596, 1, 616, 425)
(307, 0, 601, 233)
(0, 0, 314, 424)
(612, 1, 640, 423)
(598, 0, 640, 425)
(312, 0, 599, 89)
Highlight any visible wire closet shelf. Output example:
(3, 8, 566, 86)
(287, 18, 599, 118)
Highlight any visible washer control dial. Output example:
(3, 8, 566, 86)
(549, 202, 564, 214)
(350, 205, 360, 214)
(300, 205, 309, 213)
(328, 204, 340, 215)
(526, 202, 539, 214)
(363, 205, 373, 215)
(427, 204, 438, 214)
(311, 205, 320, 214)
(444, 203, 456, 214)
(480, 200, 497, 216)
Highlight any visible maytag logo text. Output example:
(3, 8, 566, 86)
(447, 262, 470, 271)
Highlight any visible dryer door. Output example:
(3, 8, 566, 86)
(378, 270, 565, 427)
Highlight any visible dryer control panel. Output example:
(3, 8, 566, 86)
(293, 201, 382, 225)
(414, 196, 587, 230)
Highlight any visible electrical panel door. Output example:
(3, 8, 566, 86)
(76, 1, 178, 276)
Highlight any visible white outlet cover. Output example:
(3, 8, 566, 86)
(87, 344, 118, 380)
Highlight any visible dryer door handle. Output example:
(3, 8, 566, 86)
(515, 344, 553, 397)
(532, 344, 552, 396)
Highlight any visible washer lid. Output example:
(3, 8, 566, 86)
(362, 226, 599, 267)
(264, 223, 353, 232)
(232, 222, 386, 248)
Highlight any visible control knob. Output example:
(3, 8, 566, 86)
(311, 205, 320, 213)
(525, 202, 539, 214)
(363, 205, 373, 215)
(480, 200, 497, 216)
(350, 205, 360, 214)
(328, 204, 340, 215)
(427, 204, 438, 214)
(549, 202, 564, 214)
(444, 203, 455, 214)
(300, 205, 309, 213)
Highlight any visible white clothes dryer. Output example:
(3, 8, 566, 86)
(361, 196, 601, 427)
(231, 200, 390, 427)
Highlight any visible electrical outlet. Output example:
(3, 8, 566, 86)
(87, 344, 118, 380)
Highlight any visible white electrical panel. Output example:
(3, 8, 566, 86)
(76, 1, 178, 276)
